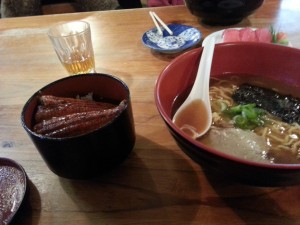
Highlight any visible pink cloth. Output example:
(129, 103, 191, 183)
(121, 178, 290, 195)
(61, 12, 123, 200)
(147, 0, 184, 7)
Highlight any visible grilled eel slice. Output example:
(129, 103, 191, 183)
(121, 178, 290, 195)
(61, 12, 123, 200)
(33, 95, 126, 138)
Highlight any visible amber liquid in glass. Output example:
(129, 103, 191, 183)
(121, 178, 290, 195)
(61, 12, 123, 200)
(62, 53, 95, 75)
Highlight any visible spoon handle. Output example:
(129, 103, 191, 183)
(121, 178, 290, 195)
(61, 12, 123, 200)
(189, 36, 215, 102)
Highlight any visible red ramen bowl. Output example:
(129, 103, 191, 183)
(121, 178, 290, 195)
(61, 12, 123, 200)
(155, 42, 300, 186)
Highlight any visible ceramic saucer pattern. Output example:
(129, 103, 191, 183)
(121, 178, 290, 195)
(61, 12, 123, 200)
(142, 24, 202, 54)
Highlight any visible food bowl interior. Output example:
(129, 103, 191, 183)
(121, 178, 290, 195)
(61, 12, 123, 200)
(155, 42, 300, 185)
(23, 73, 129, 131)
(0, 157, 27, 224)
(157, 43, 300, 121)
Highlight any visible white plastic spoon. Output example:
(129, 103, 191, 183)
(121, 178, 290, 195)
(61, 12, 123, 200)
(172, 36, 215, 139)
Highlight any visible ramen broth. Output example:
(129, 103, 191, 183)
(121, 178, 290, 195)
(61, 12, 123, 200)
(173, 99, 209, 138)
(173, 74, 300, 164)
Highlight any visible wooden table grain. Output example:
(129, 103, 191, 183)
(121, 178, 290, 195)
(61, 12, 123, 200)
(1, 1, 300, 224)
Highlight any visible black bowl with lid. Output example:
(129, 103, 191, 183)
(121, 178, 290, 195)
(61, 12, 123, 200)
(185, 0, 264, 25)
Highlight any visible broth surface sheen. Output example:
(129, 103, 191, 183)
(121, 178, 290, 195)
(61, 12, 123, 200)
(173, 99, 209, 138)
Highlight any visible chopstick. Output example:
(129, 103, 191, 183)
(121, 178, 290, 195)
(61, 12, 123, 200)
(149, 11, 173, 35)
(149, 11, 163, 35)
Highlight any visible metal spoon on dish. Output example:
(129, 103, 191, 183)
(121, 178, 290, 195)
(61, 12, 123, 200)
(172, 36, 215, 139)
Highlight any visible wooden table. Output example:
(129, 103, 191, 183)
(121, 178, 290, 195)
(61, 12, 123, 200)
(1, 1, 300, 224)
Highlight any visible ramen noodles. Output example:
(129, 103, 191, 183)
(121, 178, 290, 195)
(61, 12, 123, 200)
(199, 75, 300, 164)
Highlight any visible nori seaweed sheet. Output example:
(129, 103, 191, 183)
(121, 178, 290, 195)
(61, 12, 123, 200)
(232, 84, 300, 124)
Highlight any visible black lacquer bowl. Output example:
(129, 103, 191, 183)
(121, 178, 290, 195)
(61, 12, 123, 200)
(185, 0, 264, 25)
(21, 74, 135, 179)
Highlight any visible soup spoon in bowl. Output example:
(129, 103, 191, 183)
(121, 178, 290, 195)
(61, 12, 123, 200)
(172, 36, 215, 139)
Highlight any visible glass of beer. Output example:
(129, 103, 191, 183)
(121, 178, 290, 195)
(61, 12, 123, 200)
(48, 21, 96, 75)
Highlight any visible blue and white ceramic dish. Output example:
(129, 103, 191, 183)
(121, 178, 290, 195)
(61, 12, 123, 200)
(142, 24, 202, 54)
